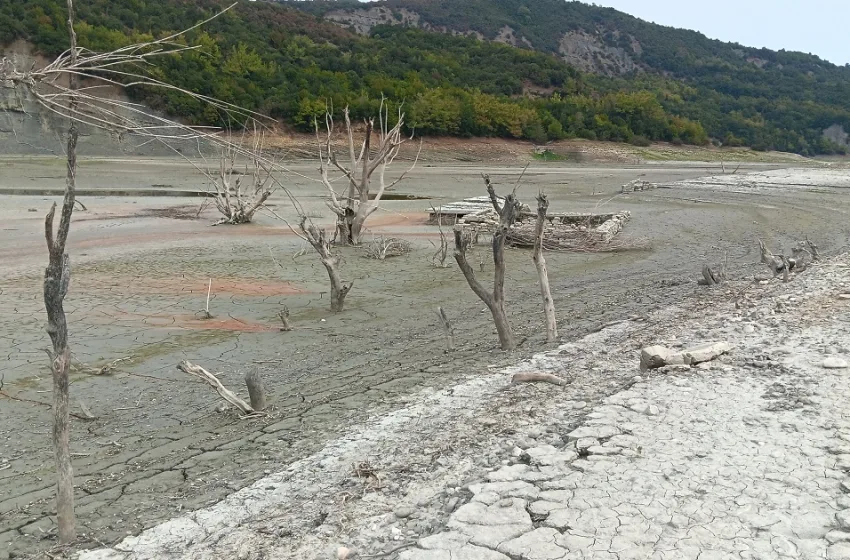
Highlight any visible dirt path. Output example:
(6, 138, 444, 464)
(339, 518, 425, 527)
(1, 163, 849, 559)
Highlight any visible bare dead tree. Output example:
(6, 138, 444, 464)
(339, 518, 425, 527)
(430, 205, 450, 268)
(454, 177, 522, 350)
(38, 2, 81, 544)
(206, 134, 276, 225)
(295, 217, 353, 312)
(533, 193, 558, 342)
(316, 99, 421, 245)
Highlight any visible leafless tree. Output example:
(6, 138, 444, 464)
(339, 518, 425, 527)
(205, 134, 277, 225)
(37, 2, 81, 543)
(430, 206, 450, 268)
(454, 177, 522, 350)
(295, 217, 353, 312)
(533, 193, 558, 342)
(316, 99, 421, 245)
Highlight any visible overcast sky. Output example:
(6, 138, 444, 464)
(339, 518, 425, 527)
(589, 0, 849, 66)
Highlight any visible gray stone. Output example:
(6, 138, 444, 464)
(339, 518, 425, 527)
(743, 324, 756, 334)
(566, 425, 621, 441)
(486, 464, 529, 482)
(449, 498, 533, 549)
(469, 481, 540, 500)
(587, 445, 622, 456)
(830, 542, 850, 560)
(640, 345, 676, 371)
(681, 341, 731, 365)
(395, 506, 416, 519)
(497, 528, 567, 560)
(575, 437, 599, 450)
(837, 509, 850, 529)
(419, 531, 470, 550)
(824, 357, 849, 369)
(826, 531, 850, 544)
(398, 550, 451, 560)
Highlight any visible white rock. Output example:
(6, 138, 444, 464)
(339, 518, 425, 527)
(837, 510, 850, 530)
(681, 342, 731, 365)
(824, 357, 849, 369)
(640, 345, 673, 371)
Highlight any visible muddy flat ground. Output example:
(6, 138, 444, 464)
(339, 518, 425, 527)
(1, 156, 849, 558)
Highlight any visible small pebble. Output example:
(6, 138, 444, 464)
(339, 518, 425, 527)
(394, 506, 415, 519)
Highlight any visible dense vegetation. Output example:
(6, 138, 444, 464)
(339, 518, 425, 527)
(1, 0, 848, 154)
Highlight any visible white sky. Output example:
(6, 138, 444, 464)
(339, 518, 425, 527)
(589, 0, 849, 65)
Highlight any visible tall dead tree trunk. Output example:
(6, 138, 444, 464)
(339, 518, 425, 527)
(298, 217, 353, 312)
(42, 0, 78, 544)
(454, 177, 522, 350)
(533, 193, 558, 342)
(316, 99, 421, 245)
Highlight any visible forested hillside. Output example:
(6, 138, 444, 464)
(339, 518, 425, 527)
(1, 0, 848, 155)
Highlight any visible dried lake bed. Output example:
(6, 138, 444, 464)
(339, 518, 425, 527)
(1, 157, 848, 558)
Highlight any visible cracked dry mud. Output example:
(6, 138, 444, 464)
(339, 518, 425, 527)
(76, 254, 850, 560)
(2, 162, 850, 560)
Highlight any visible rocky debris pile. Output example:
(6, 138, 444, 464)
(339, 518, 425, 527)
(640, 341, 730, 371)
(620, 178, 655, 193)
(498, 211, 633, 252)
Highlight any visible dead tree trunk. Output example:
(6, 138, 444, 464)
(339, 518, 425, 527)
(759, 239, 794, 279)
(245, 370, 267, 411)
(437, 306, 455, 352)
(533, 193, 558, 342)
(299, 217, 353, 312)
(41, 0, 78, 544)
(454, 178, 521, 350)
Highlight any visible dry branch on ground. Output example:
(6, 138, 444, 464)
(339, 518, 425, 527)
(178, 360, 264, 418)
(363, 236, 412, 260)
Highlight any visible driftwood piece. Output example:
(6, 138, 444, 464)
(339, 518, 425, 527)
(511, 372, 569, 386)
(533, 193, 558, 342)
(245, 370, 267, 411)
(178, 360, 258, 416)
(437, 306, 455, 352)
